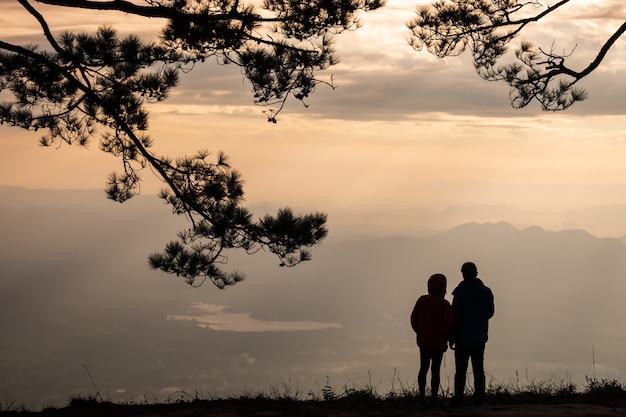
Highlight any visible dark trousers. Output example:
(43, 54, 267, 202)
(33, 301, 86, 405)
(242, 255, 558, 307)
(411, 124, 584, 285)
(454, 345, 486, 404)
(418, 348, 444, 399)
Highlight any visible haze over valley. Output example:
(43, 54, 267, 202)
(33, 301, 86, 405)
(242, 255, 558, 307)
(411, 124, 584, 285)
(2, 186, 625, 409)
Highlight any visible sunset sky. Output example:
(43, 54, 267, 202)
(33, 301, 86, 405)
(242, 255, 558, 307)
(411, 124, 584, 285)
(1, 0, 626, 235)
(2, 1, 626, 408)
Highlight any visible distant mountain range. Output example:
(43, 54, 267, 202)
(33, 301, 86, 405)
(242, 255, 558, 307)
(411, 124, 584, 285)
(3, 184, 626, 240)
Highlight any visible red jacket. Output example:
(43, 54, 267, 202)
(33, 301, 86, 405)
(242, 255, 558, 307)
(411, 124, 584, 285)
(410, 274, 455, 351)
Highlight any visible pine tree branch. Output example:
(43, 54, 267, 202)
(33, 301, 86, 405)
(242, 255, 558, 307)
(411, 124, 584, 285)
(34, 0, 281, 23)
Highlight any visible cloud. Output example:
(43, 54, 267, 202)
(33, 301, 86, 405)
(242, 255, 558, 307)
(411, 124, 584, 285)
(571, 0, 626, 20)
(4, 0, 625, 126)
(167, 303, 343, 332)
(0, 0, 162, 44)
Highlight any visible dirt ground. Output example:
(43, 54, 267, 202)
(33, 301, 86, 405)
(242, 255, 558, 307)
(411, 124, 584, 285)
(5, 400, 626, 417)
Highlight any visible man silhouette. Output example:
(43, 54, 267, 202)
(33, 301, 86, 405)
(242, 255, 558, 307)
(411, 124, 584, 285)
(450, 262, 494, 406)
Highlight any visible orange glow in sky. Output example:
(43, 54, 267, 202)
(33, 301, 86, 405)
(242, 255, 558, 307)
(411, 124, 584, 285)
(1, 0, 626, 234)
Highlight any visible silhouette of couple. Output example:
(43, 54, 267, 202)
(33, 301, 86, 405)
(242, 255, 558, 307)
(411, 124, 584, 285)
(410, 262, 495, 408)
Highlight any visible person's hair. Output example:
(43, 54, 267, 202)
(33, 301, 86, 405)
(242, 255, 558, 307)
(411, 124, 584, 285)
(461, 262, 478, 277)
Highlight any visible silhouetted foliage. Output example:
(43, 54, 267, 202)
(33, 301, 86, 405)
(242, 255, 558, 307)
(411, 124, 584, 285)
(407, 0, 626, 111)
(0, 0, 383, 287)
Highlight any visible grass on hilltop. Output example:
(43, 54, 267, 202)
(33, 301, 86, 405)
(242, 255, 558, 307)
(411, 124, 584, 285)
(2, 372, 625, 413)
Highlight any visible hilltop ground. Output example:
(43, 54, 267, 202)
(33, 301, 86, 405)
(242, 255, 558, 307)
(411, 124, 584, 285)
(3, 398, 626, 417)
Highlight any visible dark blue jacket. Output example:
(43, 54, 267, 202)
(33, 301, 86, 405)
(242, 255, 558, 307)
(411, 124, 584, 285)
(451, 278, 494, 347)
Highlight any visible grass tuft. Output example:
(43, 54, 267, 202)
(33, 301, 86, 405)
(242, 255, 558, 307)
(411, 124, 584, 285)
(584, 376, 626, 406)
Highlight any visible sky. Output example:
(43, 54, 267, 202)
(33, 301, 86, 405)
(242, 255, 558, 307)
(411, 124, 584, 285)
(1, 0, 626, 234)
(1, 0, 626, 409)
